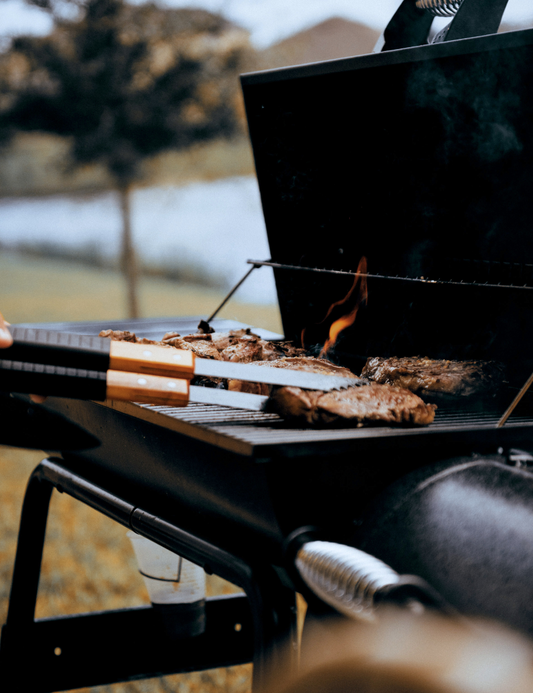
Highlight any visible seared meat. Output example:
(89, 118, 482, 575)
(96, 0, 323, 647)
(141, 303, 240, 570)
(99, 328, 305, 387)
(98, 329, 158, 345)
(99, 327, 305, 364)
(218, 330, 305, 363)
(221, 334, 264, 363)
(99, 328, 222, 360)
(227, 357, 356, 395)
(99, 328, 436, 426)
(362, 356, 505, 397)
(267, 382, 437, 427)
(227, 355, 436, 426)
(160, 335, 223, 361)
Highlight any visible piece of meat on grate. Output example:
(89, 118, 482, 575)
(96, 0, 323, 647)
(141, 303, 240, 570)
(99, 329, 158, 345)
(160, 335, 223, 361)
(217, 330, 305, 363)
(227, 357, 356, 395)
(362, 356, 505, 397)
(99, 328, 306, 388)
(267, 382, 437, 427)
(100, 328, 305, 367)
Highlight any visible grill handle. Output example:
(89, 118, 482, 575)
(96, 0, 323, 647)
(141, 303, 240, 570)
(381, 0, 511, 51)
(295, 541, 449, 621)
(437, 0, 510, 43)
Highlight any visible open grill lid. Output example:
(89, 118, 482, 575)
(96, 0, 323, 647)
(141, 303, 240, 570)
(241, 27, 533, 387)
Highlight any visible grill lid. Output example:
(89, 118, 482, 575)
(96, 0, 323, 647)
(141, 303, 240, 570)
(242, 28, 533, 385)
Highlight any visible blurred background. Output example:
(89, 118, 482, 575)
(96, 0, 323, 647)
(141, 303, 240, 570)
(1, 0, 532, 324)
(1, 0, 533, 691)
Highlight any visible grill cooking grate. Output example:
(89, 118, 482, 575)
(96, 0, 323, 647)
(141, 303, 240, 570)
(138, 396, 533, 449)
(145, 403, 280, 425)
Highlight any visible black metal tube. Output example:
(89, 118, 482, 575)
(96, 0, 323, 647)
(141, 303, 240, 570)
(205, 264, 260, 323)
(356, 457, 533, 637)
(246, 259, 533, 292)
(3, 466, 54, 630)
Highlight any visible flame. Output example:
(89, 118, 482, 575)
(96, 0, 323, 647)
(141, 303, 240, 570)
(319, 256, 368, 358)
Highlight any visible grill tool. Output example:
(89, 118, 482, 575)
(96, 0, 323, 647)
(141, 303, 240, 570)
(1, 326, 361, 408)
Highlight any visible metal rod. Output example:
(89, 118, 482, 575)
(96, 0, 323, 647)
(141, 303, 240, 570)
(247, 260, 533, 291)
(205, 264, 260, 324)
(497, 372, 533, 427)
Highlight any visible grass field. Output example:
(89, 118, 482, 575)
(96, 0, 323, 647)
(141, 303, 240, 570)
(0, 251, 285, 692)
(0, 252, 283, 333)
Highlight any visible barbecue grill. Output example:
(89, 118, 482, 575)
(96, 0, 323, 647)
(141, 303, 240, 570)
(3, 1, 533, 690)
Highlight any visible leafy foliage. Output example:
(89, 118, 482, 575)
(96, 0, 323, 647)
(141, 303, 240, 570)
(0, 0, 252, 316)
(0, 0, 251, 184)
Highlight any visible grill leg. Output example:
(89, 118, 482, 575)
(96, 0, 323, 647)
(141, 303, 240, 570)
(0, 465, 54, 690)
(0, 457, 298, 691)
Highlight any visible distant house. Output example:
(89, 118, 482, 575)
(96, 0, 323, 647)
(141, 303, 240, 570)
(254, 17, 380, 71)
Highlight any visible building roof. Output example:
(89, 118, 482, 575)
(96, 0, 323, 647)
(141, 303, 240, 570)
(255, 16, 380, 71)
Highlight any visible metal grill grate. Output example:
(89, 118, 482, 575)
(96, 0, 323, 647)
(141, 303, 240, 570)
(141, 402, 280, 426)
(139, 396, 533, 448)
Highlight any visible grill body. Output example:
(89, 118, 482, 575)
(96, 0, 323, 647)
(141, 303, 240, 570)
(31, 318, 533, 604)
(358, 457, 533, 635)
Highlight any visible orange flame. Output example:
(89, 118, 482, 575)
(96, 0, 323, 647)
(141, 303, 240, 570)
(319, 256, 368, 358)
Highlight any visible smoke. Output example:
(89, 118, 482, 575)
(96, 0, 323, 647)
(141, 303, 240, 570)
(405, 55, 523, 165)
(476, 120, 522, 162)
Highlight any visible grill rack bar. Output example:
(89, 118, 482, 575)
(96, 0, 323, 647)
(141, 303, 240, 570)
(138, 396, 533, 447)
(247, 260, 533, 291)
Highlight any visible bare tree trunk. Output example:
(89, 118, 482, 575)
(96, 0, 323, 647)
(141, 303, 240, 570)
(118, 183, 139, 319)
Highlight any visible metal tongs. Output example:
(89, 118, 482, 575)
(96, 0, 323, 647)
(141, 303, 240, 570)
(0, 327, 361, 409)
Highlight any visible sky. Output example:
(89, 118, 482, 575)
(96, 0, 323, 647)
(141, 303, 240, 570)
(1, 0, 533, 48)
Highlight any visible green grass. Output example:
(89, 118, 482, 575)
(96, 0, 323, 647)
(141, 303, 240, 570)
(0, 251, 283, 334)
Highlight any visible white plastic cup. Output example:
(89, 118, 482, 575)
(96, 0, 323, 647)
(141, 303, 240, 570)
(127, 531, 206, 636)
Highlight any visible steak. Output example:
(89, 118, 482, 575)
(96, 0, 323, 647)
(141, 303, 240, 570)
(362, 356, 505, 398)
(99, 329, 436, 426)
(228, 357, 436, 427)
(227, 357, 355, 395)
(99, 328, 306, 387)
(99, 328, 304, 363)
(266, 382, 437, 427)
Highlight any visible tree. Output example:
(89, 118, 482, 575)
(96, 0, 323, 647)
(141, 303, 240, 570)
(0, 0, 252, 316)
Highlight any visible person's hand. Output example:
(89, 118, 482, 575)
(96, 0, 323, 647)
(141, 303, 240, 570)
(0, 311, 13, 348)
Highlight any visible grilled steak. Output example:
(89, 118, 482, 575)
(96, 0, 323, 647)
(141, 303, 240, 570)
(99, 329, 435, 426)
(228, 357, 436, 427)
(266, 382, 437, 427)
(99, 329, 156, 345)
(99, 328, 306, 387)
(99, 328, 304, 363)
(227, 357, 355, 395)
(362, 356, 505, 397)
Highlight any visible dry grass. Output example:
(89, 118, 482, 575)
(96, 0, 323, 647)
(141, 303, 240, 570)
(0, 252, 283, 692)
(0, 252, 282, 333)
